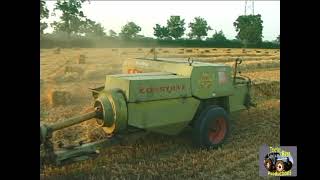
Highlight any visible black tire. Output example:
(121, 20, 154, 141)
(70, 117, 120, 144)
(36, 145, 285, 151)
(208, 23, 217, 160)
(192, 105, 231, 148)
(276, 160, 285, 172)
(285, 161, 292, 171)
(264, 159, 273, 171)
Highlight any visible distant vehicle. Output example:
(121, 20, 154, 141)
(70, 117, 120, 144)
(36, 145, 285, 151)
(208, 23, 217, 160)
(264, 152, 293, 172)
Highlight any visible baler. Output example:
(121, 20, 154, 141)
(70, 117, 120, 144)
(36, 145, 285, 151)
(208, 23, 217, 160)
(40, 57, 254, 166)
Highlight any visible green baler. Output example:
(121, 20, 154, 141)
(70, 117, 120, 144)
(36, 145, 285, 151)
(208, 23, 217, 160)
(40, 57, 254, 166)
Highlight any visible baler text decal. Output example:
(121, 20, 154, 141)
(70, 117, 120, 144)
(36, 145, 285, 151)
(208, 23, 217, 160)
(139, 85, 185, 94)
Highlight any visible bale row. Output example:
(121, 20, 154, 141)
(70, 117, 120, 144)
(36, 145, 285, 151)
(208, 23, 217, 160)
(226, 60, 280, 72)
(160, 53, 276, 58)
(204, 56, 279, 63)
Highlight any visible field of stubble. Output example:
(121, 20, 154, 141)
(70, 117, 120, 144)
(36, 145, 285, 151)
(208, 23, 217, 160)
(40, 47, 280, 180)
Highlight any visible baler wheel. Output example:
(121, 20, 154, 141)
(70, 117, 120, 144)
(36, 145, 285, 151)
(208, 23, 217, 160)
(192, 106, 230, 148)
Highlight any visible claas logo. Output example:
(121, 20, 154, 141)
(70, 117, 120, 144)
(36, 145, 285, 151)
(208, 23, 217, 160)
(199, 72, 213, 88)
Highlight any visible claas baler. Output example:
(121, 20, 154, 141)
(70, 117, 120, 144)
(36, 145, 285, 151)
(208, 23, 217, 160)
(40, 57, 254, 166)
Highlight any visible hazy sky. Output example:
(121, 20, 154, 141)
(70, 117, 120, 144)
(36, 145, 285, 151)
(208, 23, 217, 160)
(44, 1, 280, 41)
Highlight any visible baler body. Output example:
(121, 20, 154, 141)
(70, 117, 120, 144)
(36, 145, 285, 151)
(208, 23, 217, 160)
(93, 58, 250, 135)
(41, 57, 253, 166)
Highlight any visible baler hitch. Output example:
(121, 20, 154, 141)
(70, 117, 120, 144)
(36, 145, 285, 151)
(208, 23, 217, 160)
(40, 107, 114, 166)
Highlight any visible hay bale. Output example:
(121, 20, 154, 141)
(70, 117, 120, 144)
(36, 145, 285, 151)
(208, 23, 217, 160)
(78, 54, 86, 64)
(84, 70, 106, 80)
(137, 48, 143, 51)
(53, 48, 61, 54)
(64, 65, 85, 75)
(226, 49, 231, 51)
(149, 48, 155, 53)
(112, 49, 118, 52)
(257, 63, 262, 68)
(64, 72, 81, 81)
(177, 52, 184, 54)
(204, 50, 210, 53)
(162, 50, 169, 53)
(256, 50, 261, 53)
(212, 49, 217, 51)
(185, 49, 193, 53)
(48, 90, 72, 106)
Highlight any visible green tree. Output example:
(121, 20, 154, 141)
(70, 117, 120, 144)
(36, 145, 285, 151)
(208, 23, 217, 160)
(109, 29, 117, 38)
(233, 14, 263, 46)
(210, 30, 227, 42)
(153, 24, 170, 40)
(79, 18, 106, 37)
(188, 17, 212, 40)
(119, 22, 141, 40)
(51, 0, 88, 37)
(166, 16, 186, 39)
(40, 0, 49, 35)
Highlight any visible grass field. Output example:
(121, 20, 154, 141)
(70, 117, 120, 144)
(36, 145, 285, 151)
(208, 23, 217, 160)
(40, 47, 280, 179)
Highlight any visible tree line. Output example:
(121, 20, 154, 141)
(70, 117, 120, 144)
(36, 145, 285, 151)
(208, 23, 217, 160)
(40, 0, 280, 48)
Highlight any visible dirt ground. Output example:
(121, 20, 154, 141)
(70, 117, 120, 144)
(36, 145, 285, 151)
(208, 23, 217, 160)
(40, 47, 280, 179)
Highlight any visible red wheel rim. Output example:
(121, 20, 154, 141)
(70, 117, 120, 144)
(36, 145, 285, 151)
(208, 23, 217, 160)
(208, 117, 227, 144)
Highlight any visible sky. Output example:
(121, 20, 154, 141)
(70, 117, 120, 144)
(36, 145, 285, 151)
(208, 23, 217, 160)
(44, 1, 280, 41)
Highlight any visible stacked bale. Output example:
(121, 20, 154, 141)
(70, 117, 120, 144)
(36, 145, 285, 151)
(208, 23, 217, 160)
(47, 89, 72, 106)
(78, 54, 86, 64)
(52, 65, 84, 82)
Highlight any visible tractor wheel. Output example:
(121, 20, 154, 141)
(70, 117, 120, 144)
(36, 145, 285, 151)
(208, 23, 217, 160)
(192, 106, 230, 148)
(264, 159, 273, 171)
(276, 161, 285, 172)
